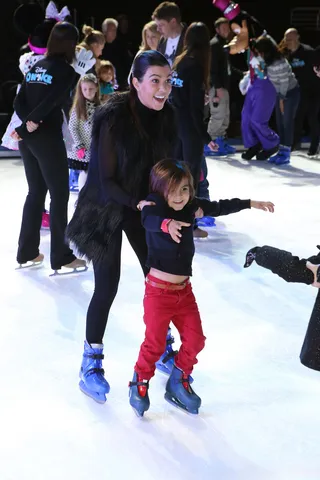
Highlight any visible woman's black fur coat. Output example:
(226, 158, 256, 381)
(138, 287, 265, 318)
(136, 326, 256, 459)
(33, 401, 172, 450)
(66, 92, 178, 264)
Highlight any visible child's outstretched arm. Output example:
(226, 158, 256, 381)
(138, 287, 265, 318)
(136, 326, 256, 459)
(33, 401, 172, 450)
(195, 198, 274, 217)
(244, 245, 320, 285)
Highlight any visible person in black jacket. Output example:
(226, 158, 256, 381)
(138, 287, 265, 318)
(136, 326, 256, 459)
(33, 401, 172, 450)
(128, 159, 275, 416)
(13, 22, 95, 274)
(244, 245, 320, 371)
(282, 28, 320, 156)
(66, 51, 177, 404)
(152, 2, 187, 67)
(171, 23, 217, 185)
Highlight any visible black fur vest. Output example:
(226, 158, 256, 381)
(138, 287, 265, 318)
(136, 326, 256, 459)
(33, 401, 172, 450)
(66, 92, 178, 264)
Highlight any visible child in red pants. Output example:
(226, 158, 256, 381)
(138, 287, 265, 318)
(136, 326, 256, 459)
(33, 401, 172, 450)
(129, 159, 275, 417)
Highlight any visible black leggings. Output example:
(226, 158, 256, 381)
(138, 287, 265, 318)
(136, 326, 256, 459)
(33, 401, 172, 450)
(17, 128, 75, 269)
(175, 131, 203, 190)
(254, 245, 320, 371)
(86, 212, 149, 344)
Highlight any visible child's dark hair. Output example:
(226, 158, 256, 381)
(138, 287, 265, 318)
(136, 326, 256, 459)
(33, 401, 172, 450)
(150, 159, 195, 200)
(254, 35, 282, 66)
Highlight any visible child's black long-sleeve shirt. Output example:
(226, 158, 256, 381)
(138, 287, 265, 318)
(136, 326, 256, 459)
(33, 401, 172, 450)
(14, 55, 77, 137)
(142, 193, 251, 276)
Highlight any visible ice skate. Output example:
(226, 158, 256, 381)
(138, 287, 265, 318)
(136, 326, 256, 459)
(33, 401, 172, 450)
(17, 253, 44, 269)
(128, 371, 150, 417)
(193, 227, 208, 238)
(79, 341, 110, 403)
(50, 258, 88, 276)
(196, 216, 216, 228)
(164, 365, 201, 415)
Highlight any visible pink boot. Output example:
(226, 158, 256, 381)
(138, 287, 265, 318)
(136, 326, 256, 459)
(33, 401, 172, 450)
(41, 210, 50, 230)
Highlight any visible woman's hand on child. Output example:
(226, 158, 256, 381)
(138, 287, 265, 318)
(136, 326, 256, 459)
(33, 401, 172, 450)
(26, 121, 39, 133)
(250, 200, 275, 213)
(195, 207, 204, 218)
(306, 261, 320, 288)
(77, 147, 86, 159)
(137, 200, 155, 211)
(168, 220, 191, 243)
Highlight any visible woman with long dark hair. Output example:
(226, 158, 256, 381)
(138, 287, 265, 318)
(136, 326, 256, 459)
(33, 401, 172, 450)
(171, 22, 216, 238)
(66, 50, 177, 403)
(14, 22, 95, 274)
(171, 22, 216, 184)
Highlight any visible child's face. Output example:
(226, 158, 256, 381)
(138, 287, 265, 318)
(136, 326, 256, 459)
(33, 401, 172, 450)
(167, 178, 190, 211)
(81, 81, 97, 101)
(100, 69, 113, 83)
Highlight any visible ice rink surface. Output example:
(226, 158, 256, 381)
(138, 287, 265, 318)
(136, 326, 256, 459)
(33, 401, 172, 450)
(1, 153, 320, 480)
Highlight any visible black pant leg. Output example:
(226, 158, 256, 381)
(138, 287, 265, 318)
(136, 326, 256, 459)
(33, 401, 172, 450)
(306, 94, 320, 153)
(179, 133, 203, 191)
(17, 140, 48, 264)
(86, 227, 123, 344)
(293, 91, 308, 147)
(26, 129, 75, 269)
(300, 290, 320, 371)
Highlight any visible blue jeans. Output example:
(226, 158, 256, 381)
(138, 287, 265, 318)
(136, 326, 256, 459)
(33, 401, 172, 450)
(275, 86, 300, 147)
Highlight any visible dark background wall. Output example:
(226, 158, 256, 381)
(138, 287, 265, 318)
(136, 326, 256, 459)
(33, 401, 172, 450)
(0, 0, 319, 116)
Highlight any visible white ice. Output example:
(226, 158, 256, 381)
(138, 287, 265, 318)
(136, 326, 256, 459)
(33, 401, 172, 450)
(1, 154, 320, 480)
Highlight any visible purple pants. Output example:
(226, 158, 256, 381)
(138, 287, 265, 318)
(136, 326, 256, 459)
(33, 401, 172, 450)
(241, 78, 279, 150)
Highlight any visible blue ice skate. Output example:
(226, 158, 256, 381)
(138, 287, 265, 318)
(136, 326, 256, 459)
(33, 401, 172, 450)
(155, 329, 178, 376)
(215, 136, 236, 155)
(79, 341, 110, 403)
(69, 170, 79, 192)
(196, 216, 216, 227)
(268, 145, 290, 165)
(129, 371, 150, 417)
(164, 365, 201, 415)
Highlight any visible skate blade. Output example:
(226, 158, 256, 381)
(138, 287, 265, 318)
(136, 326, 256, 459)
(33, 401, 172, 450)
(49, 266, 88, 277)
(164, 392, 199, 415)
(79, 381, 107, 404)
(131, 406, 147, 418)
(16, 258, 44, 269)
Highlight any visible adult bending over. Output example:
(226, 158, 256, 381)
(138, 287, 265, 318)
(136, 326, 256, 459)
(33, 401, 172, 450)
(66, 51, 177, 403)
